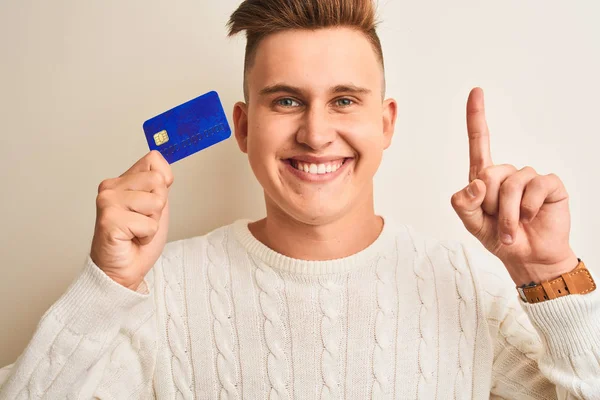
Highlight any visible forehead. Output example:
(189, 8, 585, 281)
(248, 27, 383, 95)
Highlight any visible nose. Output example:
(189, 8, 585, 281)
(295, 105, 336, 151)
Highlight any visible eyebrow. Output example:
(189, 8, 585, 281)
(258, 83, 372, 97)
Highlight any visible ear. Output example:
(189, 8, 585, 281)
(233, 101, 249, 154)
(382, 98, 398, 150)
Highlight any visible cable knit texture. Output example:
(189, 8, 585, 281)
(408, 227, 439, 399)
(1, 217, 600, 399)
(319, 275, 344, 399)
(207, 231, 240, 399)
(251, 254, 291, 400)
(371, 250, 397, 399)
(163, 243, 194, 399)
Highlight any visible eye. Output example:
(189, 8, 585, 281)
(335, 98, 354, 107)
(276, 98, 301, 107)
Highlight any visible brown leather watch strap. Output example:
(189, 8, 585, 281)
(517, 259, 596, 303)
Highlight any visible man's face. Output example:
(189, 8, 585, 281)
(233, 27, 397, 225)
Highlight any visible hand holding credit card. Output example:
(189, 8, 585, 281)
(143, 91, 231, 164)
(89, 91, 230, 291)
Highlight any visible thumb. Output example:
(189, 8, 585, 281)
(451, 179, 487, 238)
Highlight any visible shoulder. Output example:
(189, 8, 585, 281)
(145, 221, 240, 289)
(162, 220, 239, 259)
(398, 223, 518, 318)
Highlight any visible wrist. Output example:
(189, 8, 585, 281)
(107, 275, 143, 292)
(516, 258, 596, 304)
(507, 251, 579, 287)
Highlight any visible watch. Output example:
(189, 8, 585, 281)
(517, 259, 596, 303)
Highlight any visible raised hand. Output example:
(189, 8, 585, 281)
(90, 150, 174, 291)
(451, 88, 578, 286)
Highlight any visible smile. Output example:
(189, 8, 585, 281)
(282, 157, 353, 182)
(289, 159, 347, 175)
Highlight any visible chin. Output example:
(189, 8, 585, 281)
(279, 198, 353, 226)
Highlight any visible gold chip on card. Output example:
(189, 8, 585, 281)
(153, 130, 169, 146)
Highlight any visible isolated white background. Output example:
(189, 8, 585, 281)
(0, 0, 598, 366)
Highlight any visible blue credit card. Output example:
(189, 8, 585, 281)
(143, 91, 231, 164)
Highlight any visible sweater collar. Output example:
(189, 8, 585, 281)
(231, 215, 397, 275)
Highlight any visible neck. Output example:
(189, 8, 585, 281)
(248, 193, 383, 261)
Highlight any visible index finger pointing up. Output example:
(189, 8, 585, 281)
(467, 87, 494, 182)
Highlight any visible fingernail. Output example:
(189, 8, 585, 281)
(467, 182, 477, 198)
(501, 233, 513, 245)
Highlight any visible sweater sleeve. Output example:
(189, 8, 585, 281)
(463, 243, 600, 400)
(0, 256, 158, 399)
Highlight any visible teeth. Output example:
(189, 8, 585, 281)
(291, 159, 346, 175)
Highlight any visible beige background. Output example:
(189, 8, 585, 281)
(0, 0, 598, 367)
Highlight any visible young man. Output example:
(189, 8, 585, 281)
(1, 0, 599, 398)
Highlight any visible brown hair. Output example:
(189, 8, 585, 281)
(226, 0, 385, 102)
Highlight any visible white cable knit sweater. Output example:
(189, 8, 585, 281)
(1, 217, 599, 399)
